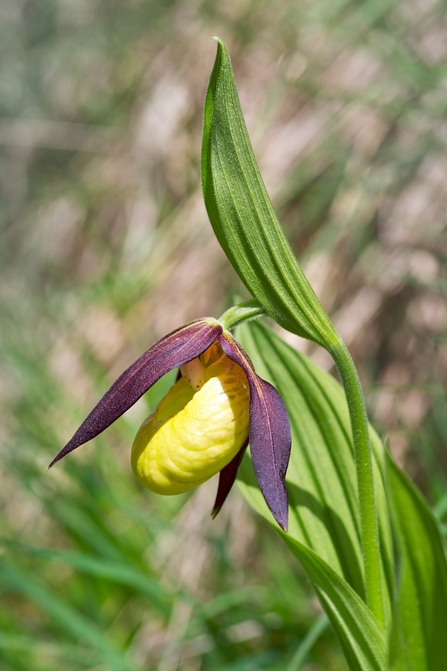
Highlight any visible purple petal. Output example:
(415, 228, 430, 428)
(218, 333, 291, 531)
(49, 319, 222, 468)
(211, 440, 248, 519)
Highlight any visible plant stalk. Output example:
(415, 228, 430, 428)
(219, 299, 266, 331)
(329, 338, 386, 629)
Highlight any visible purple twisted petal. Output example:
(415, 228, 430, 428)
(218, 333, 291, 531)
(49, 319, 222, 468)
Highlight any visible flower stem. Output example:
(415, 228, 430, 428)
(219, 299, 266, 331)
(329, 338, 386, 629)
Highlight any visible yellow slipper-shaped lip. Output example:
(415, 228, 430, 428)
(131, 343, 250, 495)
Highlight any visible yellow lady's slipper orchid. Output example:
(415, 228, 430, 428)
(49, 318, 291, 530)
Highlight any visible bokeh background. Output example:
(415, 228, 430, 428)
(1, 0, 447, 669)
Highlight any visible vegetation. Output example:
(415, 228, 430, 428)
(1, 0, 447, 669)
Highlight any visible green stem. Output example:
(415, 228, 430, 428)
(329, 339, 386, 629)
(218, 299, 266, 331)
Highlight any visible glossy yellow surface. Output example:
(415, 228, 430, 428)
(131, 344, 250, 494)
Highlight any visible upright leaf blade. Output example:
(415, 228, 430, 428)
(236, 321, 393, 666)
(287, 541, 388, 671)
(388, 454, 447, 671)
(238, 321, 393, 609)
(202, 38, 337, 348)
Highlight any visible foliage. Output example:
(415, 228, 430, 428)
(201, 40, 447, 669)
(238, 321, 447, 670)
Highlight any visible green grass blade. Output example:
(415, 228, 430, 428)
(5, 544, 172, 617)
(285, 613, 329, 671)
(0, 632, 99, 665)
(0, 560, 138, 671)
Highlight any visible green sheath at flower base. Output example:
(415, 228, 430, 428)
(201, 38, 338, 349)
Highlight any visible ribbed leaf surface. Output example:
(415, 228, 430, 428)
(202, 38, 337, 348)
(287, 540, 388, 671)
(388, 455, 447, 671)
(237, 321, 393, 669)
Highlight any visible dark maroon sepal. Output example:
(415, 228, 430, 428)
(49, 320, 222, 468)
(211, 440, 248, 519)
(218, 333, 291, 531)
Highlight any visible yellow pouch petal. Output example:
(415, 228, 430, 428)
(131, 354, 249, 494)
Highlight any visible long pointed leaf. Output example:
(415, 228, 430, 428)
(202, 38, 337, 348)
(238, 321, 393, 603)
(236, 321, 393, 666)
(388, 454, 447, 671)
(287, 540, 388, 671)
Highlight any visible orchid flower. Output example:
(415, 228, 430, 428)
(49, 317, 291, 530)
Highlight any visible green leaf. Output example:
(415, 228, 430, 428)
(202, 38, 338, 348)
(236, 321, 393, 666)
(286, 540, 388, 671)
(388, 454, 447, 671)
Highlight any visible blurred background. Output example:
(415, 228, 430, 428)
(1, 0, 447, 669)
